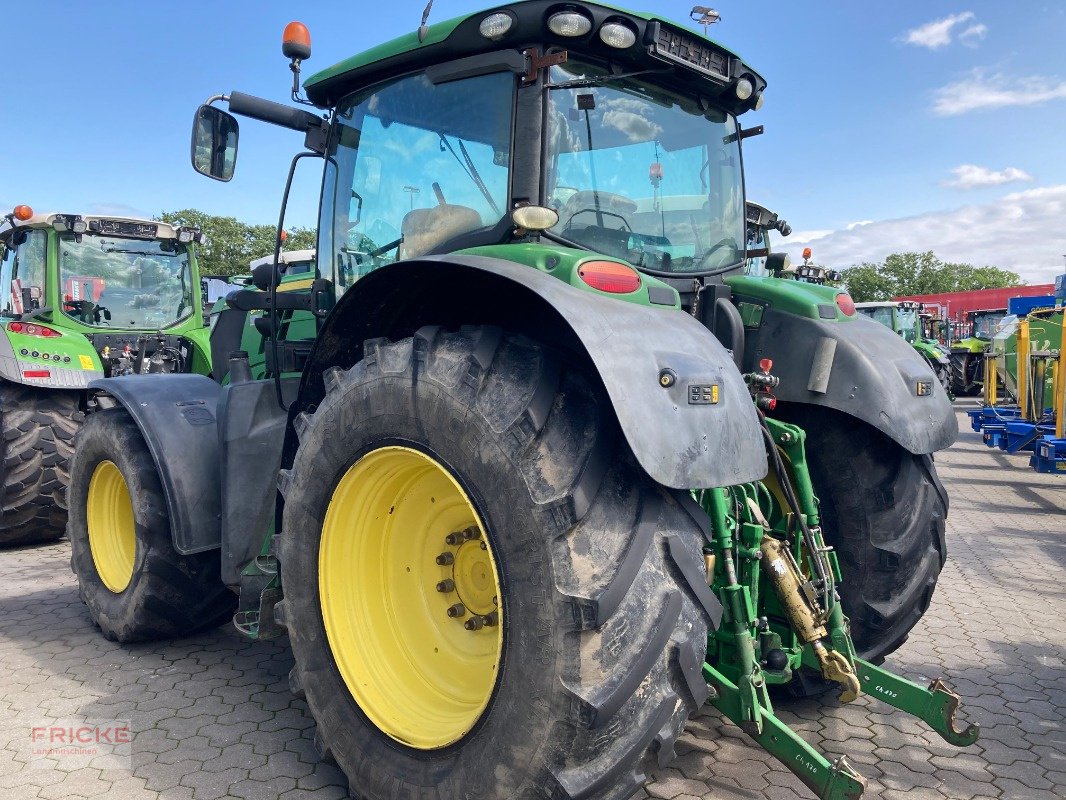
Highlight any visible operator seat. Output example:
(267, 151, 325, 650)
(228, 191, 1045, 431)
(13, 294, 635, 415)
(399, 204, 482, 260)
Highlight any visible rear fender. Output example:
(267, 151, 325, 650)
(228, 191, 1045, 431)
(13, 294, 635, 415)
(291, 255, 767, 489)
(742, 310, 957, 454)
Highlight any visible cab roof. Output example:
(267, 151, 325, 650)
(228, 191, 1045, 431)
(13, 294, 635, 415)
(1, 212, 183, 239)
(303, 1, 763, 111)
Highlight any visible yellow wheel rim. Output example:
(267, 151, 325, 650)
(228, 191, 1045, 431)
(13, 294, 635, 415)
(86, 460, 136, 593)
(319, 446, 503, 749)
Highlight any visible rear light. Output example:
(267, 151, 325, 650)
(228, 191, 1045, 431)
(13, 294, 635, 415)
(22, 370, 50, 378)
(835, 293, 856, 316)
(759, 358, 773, 373)
(578, 261, 642, 294)
(7, 322, 61, 337)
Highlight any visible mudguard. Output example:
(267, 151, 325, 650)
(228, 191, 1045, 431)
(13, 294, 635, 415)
(88, 374, 222, 554)
(743, 310, 958, 454)
(296, 255, 767, 489)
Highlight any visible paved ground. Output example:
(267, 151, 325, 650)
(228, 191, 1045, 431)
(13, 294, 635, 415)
(0, 405, 1063, 800)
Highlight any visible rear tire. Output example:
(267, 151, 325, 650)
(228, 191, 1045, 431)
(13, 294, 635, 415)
(0, 384, 81, 546)
(775, 406, 946, 663)
(949, 352, 981, 396)
(67, 408, 236, 642)
(279, 327, 719, 800)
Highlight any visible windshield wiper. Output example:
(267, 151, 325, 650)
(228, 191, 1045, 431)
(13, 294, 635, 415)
(104, 247, 175, 256)
(546, 68, 671, 90)
(438, 134, 501, 217)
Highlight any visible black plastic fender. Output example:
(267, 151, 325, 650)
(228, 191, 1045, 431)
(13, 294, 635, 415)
(293, 255, 767, 489)
(88, 374, 222, 554)
(742, 310, 958, 454)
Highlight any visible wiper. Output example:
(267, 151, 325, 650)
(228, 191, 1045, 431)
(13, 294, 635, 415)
(546, 68, 671, 90)
(104, 247, 174, 256)
(438, 134, 501, 216)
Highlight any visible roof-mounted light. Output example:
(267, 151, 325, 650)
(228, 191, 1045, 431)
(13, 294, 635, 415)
(548, 11, 592, 37)
(735, 77, 754, 101)
(754, 92, 765, 111)
(599, 22, 636, 49)
(52, 214, 86, 234)
(282, 21, 312, 61)
(479, 12, 514, 40)
(13, 205, 33, 221)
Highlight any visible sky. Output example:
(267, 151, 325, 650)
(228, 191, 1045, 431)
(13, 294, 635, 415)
(3, 1, 1065, 284)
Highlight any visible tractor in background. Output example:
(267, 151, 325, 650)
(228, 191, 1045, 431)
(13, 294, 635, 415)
(949, 307, 1006, 395)
(855, 300, 953, 395)
(66, 5, 969, 799)
(0, 208, 211, 545)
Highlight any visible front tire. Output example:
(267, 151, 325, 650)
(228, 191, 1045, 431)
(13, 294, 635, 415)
(279, 327, 719, 800)
(67, 408, 236, 642)
(776, 406, 947, 663)
(0, 384, 81, 546)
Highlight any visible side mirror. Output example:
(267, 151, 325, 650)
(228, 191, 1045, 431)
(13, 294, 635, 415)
(765, 252, 790, 275)
(251, 260, 281, 291)
(191, 105, 239, 182)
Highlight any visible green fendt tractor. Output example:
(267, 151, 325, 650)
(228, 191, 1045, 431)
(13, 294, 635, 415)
(855, 301, 953, 395)
(949, 308, 1005, 395)
(0, 207, 211, 545)
(66, 6, 969, 799)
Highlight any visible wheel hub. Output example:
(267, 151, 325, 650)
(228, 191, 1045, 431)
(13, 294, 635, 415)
(86, 460, 136, 594)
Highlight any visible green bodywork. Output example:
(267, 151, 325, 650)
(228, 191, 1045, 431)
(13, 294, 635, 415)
(728, 274, 854, 322)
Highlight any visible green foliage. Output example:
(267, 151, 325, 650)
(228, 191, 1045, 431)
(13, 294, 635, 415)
(840, 251, 1024, 302)
(157, 209, 316, 277)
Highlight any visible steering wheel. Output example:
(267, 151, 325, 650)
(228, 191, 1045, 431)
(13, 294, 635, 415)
(697, 238, 738, 269)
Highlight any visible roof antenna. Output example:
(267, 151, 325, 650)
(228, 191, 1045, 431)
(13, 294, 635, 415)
(690, 6, 721, 36)
(418, 0, 435, 42)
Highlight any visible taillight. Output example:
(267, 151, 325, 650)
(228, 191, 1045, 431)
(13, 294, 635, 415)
(8, 322, 61, 337)
(22, 370, 50, 378)
(578, 261, 642, 294)
(835, 293, 856, 316)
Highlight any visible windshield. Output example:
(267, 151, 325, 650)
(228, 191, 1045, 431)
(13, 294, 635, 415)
(58, 235, 194, 329)
(896, 308, 918, 342)
(545, 61, 745, 274)
(859, 306, 894, 329)
(973, 312, 1005, 339)
(323, 70, 514, 291)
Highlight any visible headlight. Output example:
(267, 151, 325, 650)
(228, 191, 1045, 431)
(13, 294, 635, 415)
(547, 12, 592, 37)
(512, 205, 559, 231)
(177, 229, 194, 243)
(599, 22, 636, 48)
(754, 92, 765, 111)
(478, 12, 513, 40)
(735, 77, 754, 101)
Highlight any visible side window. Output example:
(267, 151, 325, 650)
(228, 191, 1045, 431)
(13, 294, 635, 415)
(1, 230, 46, 315)
(326, 70, 515, 293)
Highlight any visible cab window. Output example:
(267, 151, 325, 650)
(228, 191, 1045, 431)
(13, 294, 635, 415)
(1, 230, 47, 316)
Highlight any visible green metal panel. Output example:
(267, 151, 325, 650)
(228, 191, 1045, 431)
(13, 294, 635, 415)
(725, 274, 855, 322)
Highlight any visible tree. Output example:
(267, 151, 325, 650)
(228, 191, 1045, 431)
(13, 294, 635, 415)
(157, 209, 316, 276)
(840, 251, 1023, 302)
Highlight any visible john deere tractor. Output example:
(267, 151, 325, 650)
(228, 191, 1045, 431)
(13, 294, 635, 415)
(855, 301, 953, 395)
(66, 5, 970, 799)
(0, 208, 212, 545)
(950, 308, 1006, 395)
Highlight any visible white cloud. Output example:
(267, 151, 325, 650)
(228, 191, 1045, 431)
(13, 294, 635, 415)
(958, 23, 988, 46)
(943, 164, 1033, 189)
(933, 69, 1066, 115)
(902, 12, 982, 49)
(780, 185, 1066, 285)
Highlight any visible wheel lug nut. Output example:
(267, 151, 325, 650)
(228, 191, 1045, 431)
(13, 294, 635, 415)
(462, 527, 480, 541)
(482, 611, 499, 627)
(445, 531, 464, 545)
(479, 541, 487, 550)
(464, 616, 485, 631)
(435, 552, 454, 565)
(436, 579, 455, 593)
(447, 603, 466, 618)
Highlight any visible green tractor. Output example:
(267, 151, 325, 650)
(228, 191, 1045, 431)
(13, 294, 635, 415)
(65, 5, 969, 799)
(949, 308, 1005, 395)
(0, 207, 212, 545)
(855, 301, 953, 395)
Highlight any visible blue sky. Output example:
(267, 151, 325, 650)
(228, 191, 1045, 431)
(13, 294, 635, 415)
(3, 1, 1065, 282)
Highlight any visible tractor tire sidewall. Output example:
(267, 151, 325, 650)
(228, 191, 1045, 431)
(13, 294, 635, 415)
(68, 408, 234, 642)
(281, 328, 713, 800)
(0, 383, 82, 546)
(775, 405, 946, 663)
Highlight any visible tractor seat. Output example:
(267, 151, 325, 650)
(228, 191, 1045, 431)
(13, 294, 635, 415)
(399, 204, 482, 260)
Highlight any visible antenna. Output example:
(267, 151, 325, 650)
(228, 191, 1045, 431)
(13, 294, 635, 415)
(690, 6, 721, 36)
(418, 0, 435, 42)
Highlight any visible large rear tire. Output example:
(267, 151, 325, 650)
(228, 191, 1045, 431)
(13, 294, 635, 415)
(279, 327, 719, 800)
(67, 408, 236, 642)
(949, 352, 981, 396)
(0, 384, 81, 546)
(776, 406, 947, 663)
